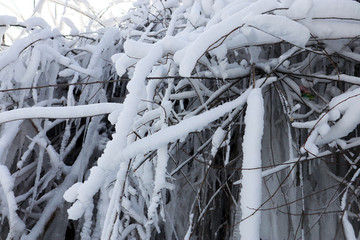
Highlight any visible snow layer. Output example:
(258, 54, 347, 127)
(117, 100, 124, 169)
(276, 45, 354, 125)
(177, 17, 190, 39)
(316, 87, 360, 145)
(297, 0, 360, 39)
(239, 88, 264, 240)
(340, 168, 360, 240)
(0, 103, 123, 124)
(211, 127, 227, 157)
(179, 0, 279, 77)
(99, 39, 169, 239)
(0, 29, 58, 70)
(244, 14, 310, 47)
(343, 211, 356, 240)
(0, 15, 17, 25)
(286, 0, 314, 19)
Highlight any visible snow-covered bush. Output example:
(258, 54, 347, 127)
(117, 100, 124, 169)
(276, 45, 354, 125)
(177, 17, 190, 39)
(1, 0, 360, 239)
(0, 8, 124, 240)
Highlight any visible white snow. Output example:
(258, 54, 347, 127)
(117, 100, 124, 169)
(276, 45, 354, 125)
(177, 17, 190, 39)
(211, 127, 227, 157)
(63, 182, 83, 203)
(124, 39, 153, 59)
(147, 81, 173, 223)
(61, 17, 80, 35)
(318, 123, 330, 137)
(244, 14, 310, 48)
(302, 128, 319, 155)
(66, 166, 106, 220)
(24, 16, 50, 29)
(309, 0, 360, 19)
(112, 53, 137, 78)
(147, 145, 169, 221)
(316, 87, 360, 145)
(292, 0, 360, 39)
(0, 121, 22, 164)
(98, 39, 173, 239)
(188, 0, 202, 27)
(286, 0, 313, 19)
(11, 0, 350, 238)
(0, 29, 55, 70)
(0, 103, 123, 124)
(179, 0, 279, 77)
(342, 211, 356, 240)
(0, 15, 17, 25)
(239, 88, 264, 240)
(0, 165, 25, 237)
(340, 168, 360, 240)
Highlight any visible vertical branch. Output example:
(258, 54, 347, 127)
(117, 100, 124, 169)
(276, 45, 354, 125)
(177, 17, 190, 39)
(252, 63, 256, 89)
(239, 88, 264, 240)
(0, 165, 25, 239)
(340, 168, 360, 240)
(299, 162, 306, 240)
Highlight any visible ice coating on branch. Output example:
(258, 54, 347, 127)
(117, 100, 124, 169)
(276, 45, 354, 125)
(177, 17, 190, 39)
(239, 88, 264, 240)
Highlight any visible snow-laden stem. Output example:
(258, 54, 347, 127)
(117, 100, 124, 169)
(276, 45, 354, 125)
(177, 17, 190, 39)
(340, 168, 360, 240)
(100, 42, 164, 240)
(23, 116, 101, 240)
(0, 165, 25, 239)
(0, 103, 123, 124)
(147, 80, 173, 228)
(239, 88, 264, 240)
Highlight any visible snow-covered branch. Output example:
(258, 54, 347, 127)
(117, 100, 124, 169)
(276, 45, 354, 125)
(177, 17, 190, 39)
(0, 0, 360, 239)
(0, 103, 122, 124)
